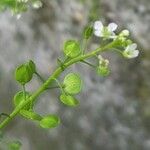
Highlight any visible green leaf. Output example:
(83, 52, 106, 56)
(39, 115, 60, 129)
(63, 40, 81, 58)
(8, 141, 22, 150)
(83, 26, 93, 39)
(27, 60, 36, 74)
(15, 64, 33, 85)
(60, 94, 79, 107)
(13, 91, 31, 110)
(63, 73, 82, 94)
(97, 66, 110, 77)
(20, 110, 42, 121)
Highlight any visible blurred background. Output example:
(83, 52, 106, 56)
(0, 0, 150, 149)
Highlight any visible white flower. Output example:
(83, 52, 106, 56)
(98, 55, 109, 66)
(123, 43, 139, 58)
(119, 29, 130, 37)
(32, 1, 42, 9)
(93, 21, 118, 38)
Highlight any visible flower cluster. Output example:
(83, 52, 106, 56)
(93, 21, 139, 59)
(0, 0, 42, 18)
(97, 55, 110, 77)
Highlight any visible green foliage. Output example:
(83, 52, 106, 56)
(39, 115, 60, 129)
(63, 73, 82, 95)
(0, 0, 42, 15)
(63, 40, 81, 58)
(60, 94, 79, 107)
(8, 141, 22, 150)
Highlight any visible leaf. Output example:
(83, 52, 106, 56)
(8, 141, 22, 150)
(63, 40, 81, 58)
(96, 66, 110, 77)
(63, 73, 82, 94)
(13, 91, 32, 110)
(60, 94, 79, 107)
(39, 115, 60, 129)
(20, 110, 42, 121)
(83, 25, 93, 39)
(15, 64, 33, 85)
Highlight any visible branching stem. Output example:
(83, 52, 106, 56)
(0, 41, 114, 130)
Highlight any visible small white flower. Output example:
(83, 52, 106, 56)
(123, 43, 139, 58)
(98, 55, 109, 66)
(32, 1, 42, 9)
(93, 21, 118, 38)
(120, 29, 130, 37)
(16, 14, 21, 19)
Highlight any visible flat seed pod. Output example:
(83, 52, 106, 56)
(13, 91, 31, 110)
(63, 40, 81, 58)
(27, 60, 36, 74)
(60, 94, 79, 107)
(39, 115, 60, 129)
(15, 64, 33, 85)
(63, 73, 82, 94)
(20, 110, 42, 121)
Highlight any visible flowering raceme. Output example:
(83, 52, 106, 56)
(0, 19, 140, 132)
(93, 20, 139, 59)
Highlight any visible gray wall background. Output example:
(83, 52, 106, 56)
(0, 0, 150, 149)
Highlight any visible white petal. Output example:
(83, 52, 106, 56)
(132, 50, 139, 58)
(94, 21, 103, 30)
(94, 30, 103, 37)
(98, 55, 103, 60)
(126, 43, 137, 51)
(108, 23, 118, 32)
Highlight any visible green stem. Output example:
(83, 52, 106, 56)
(111, 48, 123, 56)
(0, 41, 114, 130)
(22, 85, 26, 101)
(52, 78, 64, 93)
(82, 39, 88, 54)
(35, 72, 45, 83)
(81, 60, 96, 68)
(45, 86, 60, 90)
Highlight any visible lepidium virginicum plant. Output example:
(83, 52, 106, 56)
(0, 4, 140, 130)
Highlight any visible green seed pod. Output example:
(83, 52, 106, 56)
(15, 64, 33, 85)
(83, 25, 93, 39)
(39, 115, 60, 129)
(60, 94, 79, 107)
(27, 60, 36, 74)
(97, 66, 110, 77)
(63, 73, 82, 95)
(13, 91, 32, 110)
(63, 40, 81, 58)
(20, 110, 42, 121)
